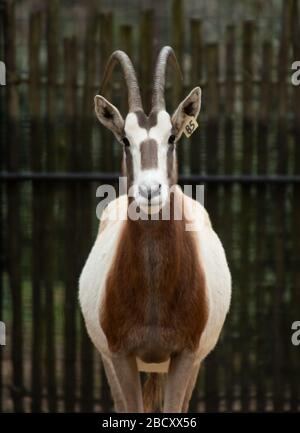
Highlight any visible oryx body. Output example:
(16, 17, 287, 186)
(79, 47, 231, 412)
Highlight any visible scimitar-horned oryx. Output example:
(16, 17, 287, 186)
(79, 46, 231, 413)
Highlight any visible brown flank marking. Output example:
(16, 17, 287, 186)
(100, 194, 208, 363)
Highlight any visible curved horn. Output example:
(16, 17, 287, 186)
(151, 46, 183, 110)
(100, 50, 142, 112)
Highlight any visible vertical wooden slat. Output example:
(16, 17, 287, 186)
(171, 0, 184, 102)
(273, 0, 292, 411)
(117, 25, 133, 116)
(139, 9, 154, 114)
(255, 41, 272, 412)
(291, 0, 300, 412)
(223, 25, 236, 412)
(190, 19, 202, 86)
(99, 12, 114, 76)
(0, 175, 3, 412)
(242, 21, 255, 174)
(99, 12, 114, 172)
(0, 192, 3, 412)
(63, 36, 78, 413)
(4, 0, 23, 412)
(240, 20, 254, 412)
(29, 10, 43, 412)
(0, 0, 5, 170)
(189, 17, 205, 405)
(190, 19, 203, 175)
(172, 0, 184, 174)
(119, 25, 133, 58)
(44, 0, 59, 412)
(79, 7, 98, 412)
(204, 42, 220, 412)
(0, 0, 4, 408)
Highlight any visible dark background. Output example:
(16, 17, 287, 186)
(0, 0, 300, 412)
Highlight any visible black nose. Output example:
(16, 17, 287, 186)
(139, 184, 161, 201)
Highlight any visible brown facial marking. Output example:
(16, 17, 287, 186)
(147, 111, 158, 128)
(100, 193, 208, 363)
(140, 139, 158, 170)
(135, 110, 158, 129)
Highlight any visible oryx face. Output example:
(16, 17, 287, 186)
(122, 109, 174, 210)
(94, 47, 201, 212)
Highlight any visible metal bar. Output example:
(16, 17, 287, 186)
(1, 172, 300, 183)
(4, 76, 295, 88)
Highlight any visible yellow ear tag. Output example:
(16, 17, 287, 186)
(182, 115, 198, 138)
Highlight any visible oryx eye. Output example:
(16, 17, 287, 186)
(168, 135, 175, 144)
(122, 137, 130, 147)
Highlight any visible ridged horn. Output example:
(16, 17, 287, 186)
(151, 46, 183, 110)
(100, 50, 142, 112)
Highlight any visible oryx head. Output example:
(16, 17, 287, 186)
(94, 46, 202, 212)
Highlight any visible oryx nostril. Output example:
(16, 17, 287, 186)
(139, 184, 161, 201)
(139, 185, 150, 200)
(151, 185, 161, 199)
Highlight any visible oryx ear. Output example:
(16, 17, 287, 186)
(94, 95, 125, 141)
(171, 87, 202, 138)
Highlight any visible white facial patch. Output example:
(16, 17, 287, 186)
(149, 111, 172, 143)
(124, 112, 147, 183)
(124, 112, 148, 145)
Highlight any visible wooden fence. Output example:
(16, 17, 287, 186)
(0, 0, 300, 412)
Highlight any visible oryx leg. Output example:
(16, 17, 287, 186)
(181, 363, 201, 413)
(163, 350, 198, 413)
(101, 355, 126, 412)
(110, 355, 144, 413)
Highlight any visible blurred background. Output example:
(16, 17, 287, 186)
(0, 0, 300, 412)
